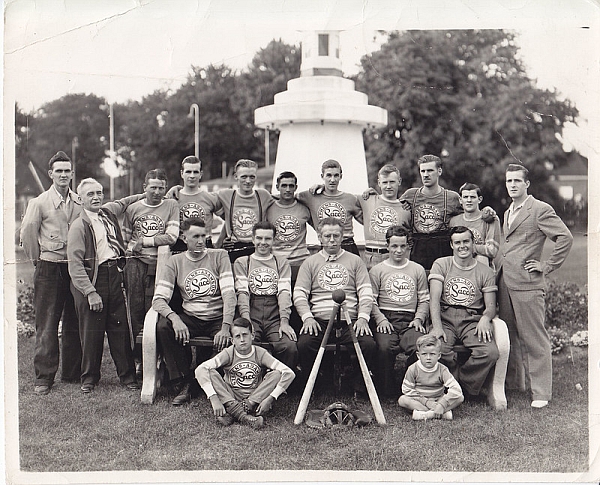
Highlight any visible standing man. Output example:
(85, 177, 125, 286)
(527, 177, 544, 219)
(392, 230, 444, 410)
(400, 155, 462, 271)
(449, 183, 501, 268)
(166, 155, 223, 252)
(293, 218, 375, 395)
(123, 168, 180, 373)
(20, 151, 83, 395)
(359, 164, 411, 269)
(152, 218, 235, 405)
(216, 159, 273, 262)
(428, 226, 499, 398)
(233, 221, 298, 370)
(497, 163, 573, 408)
(67, 178, 140, 393)
(297, 159, 363, 255)
(369, 226, 429, 398)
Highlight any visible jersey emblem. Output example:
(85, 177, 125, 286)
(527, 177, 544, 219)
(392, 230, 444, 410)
(134, 213, 165, 237)
(317, 202, 347, 223)
(184, 268, 218, 298)
(229, 360, 262, 389)
(370, 206, 398, 235)
(275, 214, 300, 242)
(180, 202, 206, 223)
(414, 204, 443, 233)
(233, 208, 258, 238)
(317, 263, 349, 291)
(249, 267, 278, 296)
(384, 273, 416, 303)
(444, 277, 476, 306)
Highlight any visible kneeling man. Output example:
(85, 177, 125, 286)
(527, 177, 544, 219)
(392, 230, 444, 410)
(428, 226, 499, 397)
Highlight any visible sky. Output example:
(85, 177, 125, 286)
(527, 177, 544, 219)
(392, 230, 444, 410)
(3, 0, 600, 158)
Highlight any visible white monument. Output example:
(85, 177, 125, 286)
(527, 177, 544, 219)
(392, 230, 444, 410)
(254, 31, 388, 196)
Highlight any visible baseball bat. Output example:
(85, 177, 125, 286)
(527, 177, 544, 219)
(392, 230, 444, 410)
(342, 305, 386, 425)
(293, 289, 346, 425)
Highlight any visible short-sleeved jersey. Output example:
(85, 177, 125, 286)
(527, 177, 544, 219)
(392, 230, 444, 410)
(168, 190, 222, 233)
(369, 260, 429, 322)
(428, 256, 497, 312)
(266, 200, 311, 265)
(400, 187, 461, 234)
(449, 213, 501, 266)
(297, 191, 363, 239)
(122, 199, 180, 264)
(152, 249, 235, 322)
(217, 189, 273, 243)
(359, 195, 411, 249)
(293, 250, 372, 322)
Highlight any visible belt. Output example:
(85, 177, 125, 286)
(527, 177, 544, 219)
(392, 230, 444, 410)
(99, 259, 121, 268)
(364, 246, 388, 254)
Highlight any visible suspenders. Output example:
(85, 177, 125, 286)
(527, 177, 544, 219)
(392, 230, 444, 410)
(411, 187, 449, 231)
(228, 190, 263, 238)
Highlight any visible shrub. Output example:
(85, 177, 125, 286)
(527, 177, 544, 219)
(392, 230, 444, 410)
(570, 330, 588, 347)
(17, 283, 36, 328)
(545, 281, 587, 334)
(548, 326, 570, 354)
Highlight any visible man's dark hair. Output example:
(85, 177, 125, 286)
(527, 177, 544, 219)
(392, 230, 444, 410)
(276, 171, 298, 186)
(181, 217, 206, 232)
(417, 154, 442, 169)
(449, 225, 474, 242)
(181, 155, 202, 171)
(144, 168, 168, 185)
(321, 159, 342, 175)
(506, 163, 529, 181)
(48, 151, 72, 170)
(317, 217, 344, 234)
(231, 317, 253, 334)
(385, 225, 412, 245)
(458, 182, 482, 197)
(252, 221, 276, 237)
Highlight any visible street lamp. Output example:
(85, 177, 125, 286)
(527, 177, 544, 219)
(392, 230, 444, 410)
(189, 103, 200, 159)
(71, 137, 79, 188)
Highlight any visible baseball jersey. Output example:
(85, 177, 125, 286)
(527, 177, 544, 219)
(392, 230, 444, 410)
(197, 345, 294, 400)
(428, 256, 497, 312)
(449, 213, 501, 266)
(233, 254, 292, 321)
(168, 189, 222, 233)
(266, 200, 311, 265)
(297, 191, 363, 239)
(400, 187, 461, 234)
(122, 199, 179, 265)
(359, 195, 411, 249)
(217, 188, 273, 243)
(402, 361, 463, 406)
(152, 249, 236, 324)
(293, 250, 372, 323)
(369, 260, 429, 324)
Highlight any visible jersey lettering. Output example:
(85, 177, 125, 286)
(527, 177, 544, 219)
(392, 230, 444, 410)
(317, 263, 349, 291)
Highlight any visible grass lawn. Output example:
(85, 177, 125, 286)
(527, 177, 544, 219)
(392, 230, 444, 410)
(15, 335, 588, 474)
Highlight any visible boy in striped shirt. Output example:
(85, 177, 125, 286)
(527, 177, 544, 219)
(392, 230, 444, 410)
(152, 218, 235, 405)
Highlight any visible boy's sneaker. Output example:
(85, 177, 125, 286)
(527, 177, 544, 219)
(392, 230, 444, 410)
(412, 409, 435, 420)
(442, 410, 453, 420)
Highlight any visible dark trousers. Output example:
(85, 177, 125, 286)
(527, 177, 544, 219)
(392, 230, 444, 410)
(124, 257, 155, 360)
(250, 295, 298, 369)
(373, 310, 421, 397)
(33, 260, 82, 385)
(226, 241, 255, 263)
(439, 306, 499, 396)
(297, 317, 376, 391)
(71, 264, 136, 386)
(156, 313, 223, 383)
(410, 233, 452, 271)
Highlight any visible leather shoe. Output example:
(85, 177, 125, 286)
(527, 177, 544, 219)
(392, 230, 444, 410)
(34, 385, 51, 396)
(172, 382, 191, 406)
(81, 383, 95, 394)
(125, 381, 141, 391)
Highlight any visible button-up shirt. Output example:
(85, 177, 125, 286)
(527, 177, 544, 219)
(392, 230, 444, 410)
(84, 209, 118, 264)
(506, 195, 530, 230)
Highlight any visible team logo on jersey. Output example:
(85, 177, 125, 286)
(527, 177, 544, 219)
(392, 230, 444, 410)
(370, 207, 398, 234)
(444, 277, 476, 306)
(134, 213, 165, 237)
(384, 273, 415, 303)
(183, 268, 218, 299)
(229, 360, 262, 389)
(232, 208, 258, 238)
(249, 267, 278, 296)
(317, 202, 347, 223)
(275, 214, 300, 242)
(180, 202, 206, 223)
(414, 204, 442, 233)
(317, 263, 349, 291)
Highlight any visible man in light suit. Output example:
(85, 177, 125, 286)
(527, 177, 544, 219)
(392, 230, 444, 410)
(496, 163, 573, 409)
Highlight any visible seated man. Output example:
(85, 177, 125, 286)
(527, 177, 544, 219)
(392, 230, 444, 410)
(369, 226, 429, 398)
(293, 217, 375, 395)
(233, 221, 298, 370)
(152, 218, 234, 405)
(195, 317, 295, 428)
(428, 226, 499, 398)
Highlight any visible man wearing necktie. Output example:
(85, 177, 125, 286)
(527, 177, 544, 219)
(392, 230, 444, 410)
(20, 151, 83, 395)
(67, 178, 142, 393)
(496, 163, 573, 409)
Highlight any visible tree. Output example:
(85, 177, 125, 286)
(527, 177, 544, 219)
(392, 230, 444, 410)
(355, 30, 579, 211)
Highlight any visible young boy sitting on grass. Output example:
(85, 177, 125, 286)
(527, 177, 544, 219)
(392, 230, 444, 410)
(398, 334, 464, 420)
(195, 317, 295, 428)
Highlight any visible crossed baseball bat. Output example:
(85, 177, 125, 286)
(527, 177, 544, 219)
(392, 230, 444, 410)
(294, 289, 386, 425)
